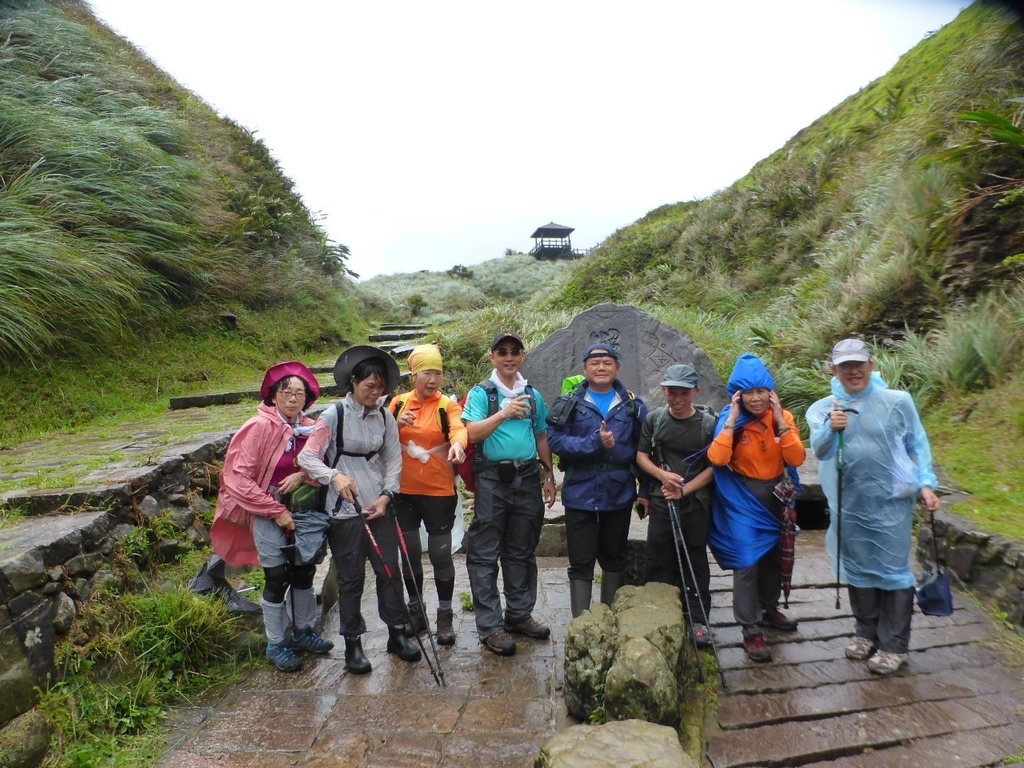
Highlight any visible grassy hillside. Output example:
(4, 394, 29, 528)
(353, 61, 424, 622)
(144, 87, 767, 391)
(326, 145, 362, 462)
(553, 2, 1023, 361)
(0, 0, 367, 446)
(359, 253, 577, 321)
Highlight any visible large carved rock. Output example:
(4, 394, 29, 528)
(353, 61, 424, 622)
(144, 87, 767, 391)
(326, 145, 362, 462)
(522, 302, 727, 410)
(536, 719, 697, 768)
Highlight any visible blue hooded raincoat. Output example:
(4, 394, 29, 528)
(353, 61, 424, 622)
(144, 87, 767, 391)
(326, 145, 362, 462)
(708, 354, 802, 570)
(806, 372, 937, 590)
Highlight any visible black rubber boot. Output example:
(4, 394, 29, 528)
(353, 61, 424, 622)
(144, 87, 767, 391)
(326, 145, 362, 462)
(344, 635, 372, 675)
(386, 626, 422, 662)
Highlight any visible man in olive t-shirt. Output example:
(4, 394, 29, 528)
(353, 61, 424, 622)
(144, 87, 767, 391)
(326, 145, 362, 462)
(635, 364, 716, 647)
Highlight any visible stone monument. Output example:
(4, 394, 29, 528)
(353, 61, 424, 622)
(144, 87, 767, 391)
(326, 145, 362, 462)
(522, 303, 727, 410)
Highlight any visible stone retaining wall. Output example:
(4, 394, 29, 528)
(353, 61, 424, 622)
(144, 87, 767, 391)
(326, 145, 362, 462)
(0, 442, 230, 754)
(919, 508, 1024, 625)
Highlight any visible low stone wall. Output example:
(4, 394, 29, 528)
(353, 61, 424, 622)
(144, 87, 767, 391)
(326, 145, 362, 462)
(919, 508, 1024, 626)
(0, 443, 231, 763)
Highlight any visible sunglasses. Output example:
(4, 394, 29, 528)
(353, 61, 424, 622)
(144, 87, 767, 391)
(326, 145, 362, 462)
(493, 347, 523, 357)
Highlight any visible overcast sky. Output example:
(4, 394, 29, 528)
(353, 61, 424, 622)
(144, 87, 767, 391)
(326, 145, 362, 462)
(86, 1, 966, 280)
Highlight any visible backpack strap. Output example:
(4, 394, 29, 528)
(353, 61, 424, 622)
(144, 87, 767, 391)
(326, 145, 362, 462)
(331, 402, 385, 462)
(390, 392, 412, 420)
(437, 395, 451, 441)
(391, 391, 451, 441)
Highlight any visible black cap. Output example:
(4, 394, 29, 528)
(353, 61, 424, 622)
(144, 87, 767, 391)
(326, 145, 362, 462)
(490, 331, 525, 351)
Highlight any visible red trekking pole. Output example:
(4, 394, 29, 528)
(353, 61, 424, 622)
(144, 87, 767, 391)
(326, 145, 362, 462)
(392, 520, 446, 687)
(354, 500, 443, 687)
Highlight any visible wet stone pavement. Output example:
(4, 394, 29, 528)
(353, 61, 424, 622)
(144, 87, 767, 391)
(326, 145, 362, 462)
(157, 529, 1024, 768)
(158, 555, 576, 768)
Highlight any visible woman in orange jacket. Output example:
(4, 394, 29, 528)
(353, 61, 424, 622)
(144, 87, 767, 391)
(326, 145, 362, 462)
(708, 354, 805, 663)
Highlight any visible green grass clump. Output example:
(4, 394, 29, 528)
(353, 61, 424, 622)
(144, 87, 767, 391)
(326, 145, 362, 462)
(37, 553, 256, 767)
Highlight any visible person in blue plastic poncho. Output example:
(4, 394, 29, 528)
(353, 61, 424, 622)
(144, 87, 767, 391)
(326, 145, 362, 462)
(708, 354, 806, 663)
(806, 339, 941, 676)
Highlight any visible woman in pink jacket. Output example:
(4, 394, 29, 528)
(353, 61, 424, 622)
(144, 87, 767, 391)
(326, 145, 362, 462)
(210, 361, 334, 672)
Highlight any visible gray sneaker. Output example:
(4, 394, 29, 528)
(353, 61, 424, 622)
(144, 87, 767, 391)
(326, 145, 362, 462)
(867, 650, 907, 675)
(845, 636, 876, 661)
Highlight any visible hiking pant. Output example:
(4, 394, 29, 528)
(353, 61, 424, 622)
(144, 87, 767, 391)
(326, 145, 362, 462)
(643, 496, 711, 623)
(393, 493, 458, 602)
(733, 474, 784, 637)
(848, 585, 914, 654)
(565, 506, 631, 581)
(465, 461, 544, 640)
(326, 513, 406, 637)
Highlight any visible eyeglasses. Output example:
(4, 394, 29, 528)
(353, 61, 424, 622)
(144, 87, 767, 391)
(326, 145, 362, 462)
(836, 362, 868, 372)
(493, 347, 523, 357)
(277, 389, 307, 400)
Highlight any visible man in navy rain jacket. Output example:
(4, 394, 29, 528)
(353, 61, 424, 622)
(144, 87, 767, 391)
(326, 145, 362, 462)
(547, 344, 649, 617)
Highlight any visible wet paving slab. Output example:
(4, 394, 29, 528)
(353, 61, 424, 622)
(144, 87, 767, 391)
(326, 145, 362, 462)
(704, 530, 1024, 768)
(154, 530, 1024, 767)
(159, 556, 575, 768)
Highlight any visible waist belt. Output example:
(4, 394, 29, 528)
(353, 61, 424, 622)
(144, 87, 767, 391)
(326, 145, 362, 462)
(569, 461, 631, 472)
(475, 457, 539, 470)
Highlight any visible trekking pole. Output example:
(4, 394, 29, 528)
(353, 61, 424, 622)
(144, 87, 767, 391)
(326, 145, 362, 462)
(655, 445, 727, 689)
(353, 500, 442, 686)
(392, 518, 447, 687)
(833, 408, 859, 610)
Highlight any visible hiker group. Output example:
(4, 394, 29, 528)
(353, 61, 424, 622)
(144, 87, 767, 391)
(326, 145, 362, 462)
(205, 332, 941, 681)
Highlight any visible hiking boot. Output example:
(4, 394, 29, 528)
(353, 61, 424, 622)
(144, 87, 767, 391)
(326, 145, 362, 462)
(344, 636, 371, 675)
(867, 649, 907, 675)
(405, 600, 428, 637)
(692, 623, 713, 649)
(386, 626, 422, 662)
(845, 636, 876, 661)
(436, 607, 456, 646)
(482, 629, 516, 656)
(290, 626, 334, 655)
(743, 633, 772, 663)
(761, 607, 799, 631)
(503, 616, 551, 640)
(266, 642, 301, 672)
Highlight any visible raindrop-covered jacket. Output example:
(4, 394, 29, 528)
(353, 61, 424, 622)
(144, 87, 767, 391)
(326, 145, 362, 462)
(806, 373, 937, 590)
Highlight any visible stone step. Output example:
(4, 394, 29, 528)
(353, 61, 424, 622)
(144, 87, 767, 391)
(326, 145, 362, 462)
(367, 330, 426, 342)
(168, 375, 343, 410)
(378, 323, 427, 331)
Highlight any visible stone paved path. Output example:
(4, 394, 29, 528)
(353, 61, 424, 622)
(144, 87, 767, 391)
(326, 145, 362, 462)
(154, 529, 1024, 768)
(158, 555, 576, 768)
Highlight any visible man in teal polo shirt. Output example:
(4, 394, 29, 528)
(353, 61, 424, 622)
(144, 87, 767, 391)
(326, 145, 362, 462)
(462, 332, 557, 655)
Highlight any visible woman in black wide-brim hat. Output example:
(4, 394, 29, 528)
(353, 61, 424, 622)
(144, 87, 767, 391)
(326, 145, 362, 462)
(298, 346, 422, 674)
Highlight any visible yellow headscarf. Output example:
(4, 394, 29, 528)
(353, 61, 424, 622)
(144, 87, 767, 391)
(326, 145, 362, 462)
(407, 344, 443, 375)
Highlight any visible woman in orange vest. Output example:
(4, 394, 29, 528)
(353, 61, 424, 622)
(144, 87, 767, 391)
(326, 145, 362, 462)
(389, 344, 468, 645)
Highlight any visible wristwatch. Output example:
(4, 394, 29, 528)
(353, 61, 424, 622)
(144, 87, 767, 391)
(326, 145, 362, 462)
(381, 489, 397, 501)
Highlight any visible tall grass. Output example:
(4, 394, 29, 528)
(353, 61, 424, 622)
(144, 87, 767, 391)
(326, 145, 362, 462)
(0, 3, 345, 364)
(38, 552, 254, 767)
(892, 287, 1024, 403)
